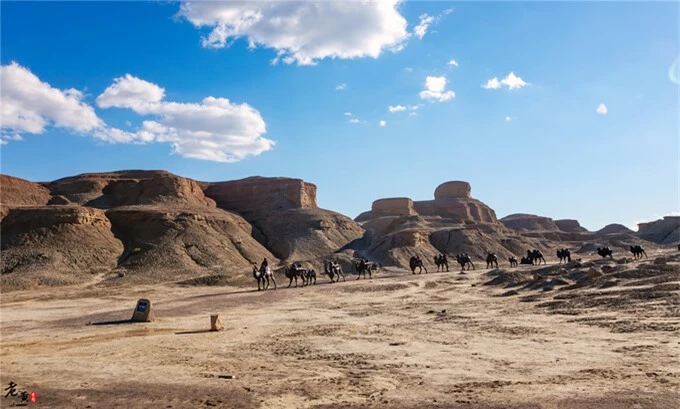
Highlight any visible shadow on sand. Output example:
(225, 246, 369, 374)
(88, 319, 135, 326)
(174, 329, 216, 335)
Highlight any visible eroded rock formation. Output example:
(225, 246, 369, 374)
(0, 175, 51, 220)
(636, 216, 680, 244)
(499, 214, 560, 232)
(1, 171, 364, 290)
(1, 206, 123, 290)
(204, 177, 363, 262)
(356, 181, 497, 223)
(204, 177, 317, 216)
(554, 219, 588, 233)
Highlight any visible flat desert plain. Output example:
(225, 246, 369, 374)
(1, 251, 679, 409)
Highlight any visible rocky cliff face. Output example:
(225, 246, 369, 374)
(554, 219, 588, 233)
(1, 206, 123, 290)
(1, 171, 364, 290)
(204, 177, 317, 216)
(203, 176, 363, 262)
(0, 175, 51, 220)
(636, 216, 680, 244)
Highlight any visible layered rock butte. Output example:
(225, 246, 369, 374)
(354, 182, 551, 267)
(0, 171, 363, 290)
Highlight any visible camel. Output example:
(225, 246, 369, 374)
(456, 254, 475, 271)
(252, 264, 266, 291)
(354, 259, 375, 280)
(303, 269, 317, 286)
(597, 247, 613, 259)
(262, 265, 276, 290)
(519, 256, 533, 265)
(556, 249, 571, 264)
(284, 263, 307, 287)
(486, 253, 498, 269)
(409, 256, 427, 275)
(434, 254, 449, 272)
(629, 245, 647, 260)
(508, 256, 518, 268)
(324, 260, 346, 283)
(528, 249, 546, 265)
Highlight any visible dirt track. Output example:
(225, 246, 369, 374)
(1, 252, 679, 408)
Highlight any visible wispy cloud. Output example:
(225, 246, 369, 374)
(413, 14, 434, 39)
(482, 72, 529, 90)
(447, 59, 459, 67)
(412, 8, 453, 40)
(343, 112, 353, 116)
(596, 103, 608, 115)
(505, 116, 512, 121)
(388, 104, 421, 113)
(404, 67, 413, 72)
(349, 118, 360, 124)
(419, 76, 455, 102)
(336, 83, 347, 91)
(379, 120, 386, 127)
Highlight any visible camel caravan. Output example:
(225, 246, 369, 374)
(251, 243, 654, 290)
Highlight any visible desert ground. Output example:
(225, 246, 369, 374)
(1, 250, 679, 409)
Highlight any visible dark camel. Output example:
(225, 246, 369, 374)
(508, 256, 518, 268)
(456, 254, 475, 271)
(324, 260, 346, 283)
(629, 245, 647, 260)
(355, 259, 375, 279)
(409, 256, 427, 274)
(527, 249, 546, 265)
(597, 247, 613, 259)
(284, 263, 307, 287)
(486, 253, 498, 269)
(434, 254, 449, 272)
(556, 249, 571, 264)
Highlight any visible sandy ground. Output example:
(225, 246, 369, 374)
(1, 251, 679, 409)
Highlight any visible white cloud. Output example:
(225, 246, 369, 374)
(501, 72, 529, 89)
(482, 77, 501, 90)
(505, 116, 512, 121)
(482, 72, 529, 90)
(389, 104, 421, 113)
(596, 103, 608, 115)
(0, 62, 103, 142)
(419, 76, 455, 102)
(336, 83, 347, 91)
(404, 67, 413, 72)
(447, 59, 459, 67)
(379, 120, 386, 127)
(413, 14, 434, 39)
(95, 74, 165, 111)
(0, 63, 272, 162)
(178, 1, 410, 66)
(97, 74, 273, 162)
(344, 112, 353, 116)
(349, 118, 360, 124)
(413, 8, 452, 40)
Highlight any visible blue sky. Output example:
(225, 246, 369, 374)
(1, 1, 678, 231)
